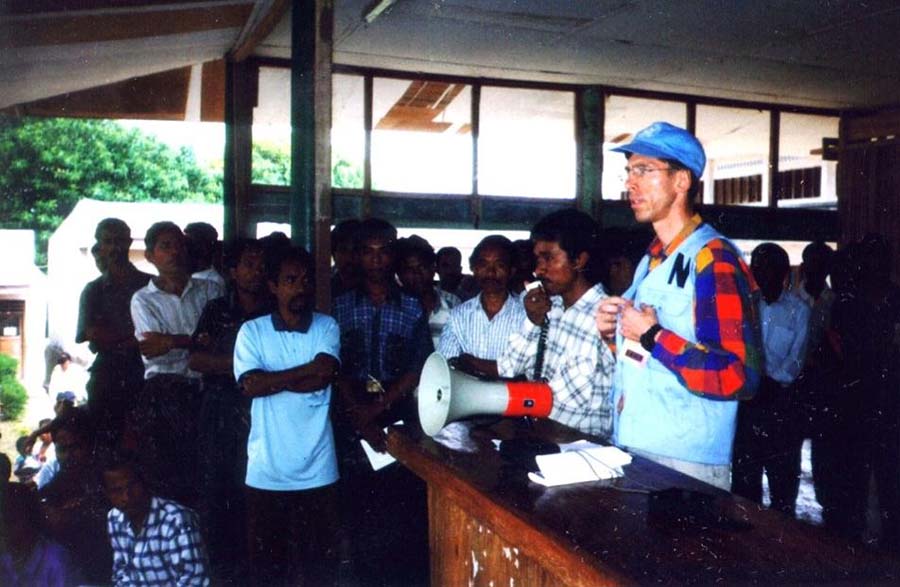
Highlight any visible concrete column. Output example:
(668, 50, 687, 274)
(291, 0, 334, 309)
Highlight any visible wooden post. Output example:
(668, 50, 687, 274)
(577, 86, 603, 221)
(223, 59, 256, 240)
(291, 0, 333, 310)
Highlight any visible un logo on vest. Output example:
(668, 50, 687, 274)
(667, 253, 690, 289)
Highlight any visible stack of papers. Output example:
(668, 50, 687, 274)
(528, 441, 632, 487)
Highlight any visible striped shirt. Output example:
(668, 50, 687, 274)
(108, 497, 209, 586)
(649, 215, 762, 399)
(428, 287, 461, 349)
(131, 277, 224, 379)
(437, 293, 526, 360)
(498, 284, 615, 437)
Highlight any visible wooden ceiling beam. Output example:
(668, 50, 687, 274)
(229, 0, 291, 62)
(1, 3, 254, 49)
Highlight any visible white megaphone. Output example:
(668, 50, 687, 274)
(418, 352, 553, 436)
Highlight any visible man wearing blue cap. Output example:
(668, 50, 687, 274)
(596, 122, 762, 489)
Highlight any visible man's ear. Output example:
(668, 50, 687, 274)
(574, 251, 590, 273)
(674, 168, 692, 196)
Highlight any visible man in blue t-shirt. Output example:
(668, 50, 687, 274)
(233, 246, 341, 587)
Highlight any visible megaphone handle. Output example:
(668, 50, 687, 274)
(534, 318, 549, 380)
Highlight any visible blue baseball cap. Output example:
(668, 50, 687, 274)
(611, 122, 706, 179)
(56, 391, 76, 403)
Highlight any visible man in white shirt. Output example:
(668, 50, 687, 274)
(731, 243, 810, 515)
(438, 235, 525, 378)
(130, 221, 223, 504)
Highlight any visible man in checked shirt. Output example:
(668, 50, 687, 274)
(103, 455, 210, 586)
(497, 209, 616, 438)
(596, 122, 762, 490)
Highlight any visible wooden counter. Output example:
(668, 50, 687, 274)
(386, 418, 897, 586)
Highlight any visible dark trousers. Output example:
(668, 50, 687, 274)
(198, 383, 251, 584)
(245, 483, 340, 587)
(732, 376, 804, 516)
(86, 354, 145, 444)
(866, 374, 900, 550)
(332, 396, 429, 587)
(130, 374, 202, 505)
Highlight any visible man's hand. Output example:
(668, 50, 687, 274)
(138, 332, 173, 358)
(455, 354, 499, 379)
(241, 372, 272, 397)
(359, 422, 387, 453)
(348, 402, 384, 431)
(619, 304, 659, 342)
(523, 283, 551, 326)
(596, 297, 631, 341)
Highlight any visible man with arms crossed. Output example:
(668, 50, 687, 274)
(596, 122, 761, 489)
(233, 246, 341, 586)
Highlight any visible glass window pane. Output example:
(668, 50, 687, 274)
(332, 74, 365, 189)
(777, 113, 839, 208)
(696, 105, 770, 206)
(397, 228, 530, 274)
(479, 87, 575, 199)
(603, 96, 686, 200)
(253, 66, 291, 186)
(371, 78, 472, 194)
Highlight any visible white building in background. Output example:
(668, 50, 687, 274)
(46, 198, 223, 351)
(0, 230, 48, 392)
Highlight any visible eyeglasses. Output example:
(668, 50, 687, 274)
(624, 165, 671, 178)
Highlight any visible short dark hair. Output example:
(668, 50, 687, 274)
(802, 241, 833, 278)
(51, 406, 93, 439)
(99, 450, 146, 486)
(331, 220, 362, 255)
(531, 209, 599, 264)
(396, 235, 436, 266)
(437, 247, 462, 264)
(95, 217, 130, 240)
(223, 238, 263, 270)
(469, 235, 514, 268)
(355, 218, 397, 251)
(266, 245, 315, 284)
(751, 242, 790, 281)
(144, 221, 182, 252)
(661, 158, 701, 208)
(184, 222, 218, 243)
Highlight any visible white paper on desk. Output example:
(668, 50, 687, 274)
(527, 446, 632, 487)
(360, 420, 404, 471)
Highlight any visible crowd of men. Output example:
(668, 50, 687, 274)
(2, 121, 899, 586)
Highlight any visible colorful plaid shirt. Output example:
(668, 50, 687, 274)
(107, 497, 209, 586)
(648, 215, 761, 400)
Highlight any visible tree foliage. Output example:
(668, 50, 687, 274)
(0, 117, 366, 267)
(0, 354, 27, 421)
(251, 141, 363, 189)
(0, 117, 220, 267)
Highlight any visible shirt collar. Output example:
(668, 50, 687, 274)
(271, 310, 312, 333)
(147, 276, 195, 298)
(353, 282, 403, 307)
(648, 214, 703, 261)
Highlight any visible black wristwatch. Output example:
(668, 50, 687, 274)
(640, 324, 663, 352)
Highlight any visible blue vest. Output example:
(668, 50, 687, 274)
(613, 223, 738, 466)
